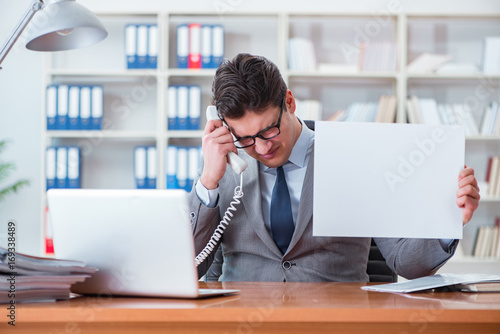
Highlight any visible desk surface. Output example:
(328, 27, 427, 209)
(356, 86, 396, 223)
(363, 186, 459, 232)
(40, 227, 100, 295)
(4, 282, 500, 334)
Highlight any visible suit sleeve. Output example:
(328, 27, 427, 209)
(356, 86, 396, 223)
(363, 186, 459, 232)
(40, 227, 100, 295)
(187, 185, 222, 279)
(373, 237, 458, 279)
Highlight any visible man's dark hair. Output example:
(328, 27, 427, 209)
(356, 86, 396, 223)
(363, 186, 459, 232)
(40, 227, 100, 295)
(211, 53, 287, 120)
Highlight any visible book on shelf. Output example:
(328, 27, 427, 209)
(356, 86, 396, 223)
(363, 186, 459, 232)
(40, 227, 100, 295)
(479, 101, 500, 136)
(46, 146, 81, 191)
(359, 41, 397, 72)
(188, 23, 201, 69)
(406, 95, 421, 124)
(288, 38, 317, 71)
(407, 53, 451, 73)
(43, 206, 54, 255)
(472, 217, 500, 259)
(133, 145, 202, 191)
(327, 110, 346, 122)
(125, 24, 158, 69)
(333, 95, 396, 123)
(472, 220, 500, 258)
(406, 96, 479, 136)
(0, 247, 96, 304)
(164, 145, 201, 191)
(176, 23, 224, 69)
(134, 146, 156, 189)
(295, 99, 322, 121)
(167, 85, 201, 130)
(486, 156, 500, 197)
(482, 36, 500, 75)
(46, 84, 104, 131)
(341, 102, 376, 122)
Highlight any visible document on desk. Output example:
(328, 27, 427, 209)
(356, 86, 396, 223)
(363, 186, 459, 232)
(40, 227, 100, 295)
(313, 122, 464, 239)
(361, 273, 500, 293)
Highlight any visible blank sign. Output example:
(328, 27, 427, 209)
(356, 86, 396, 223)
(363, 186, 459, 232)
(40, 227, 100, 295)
(313, 122, 464, 239)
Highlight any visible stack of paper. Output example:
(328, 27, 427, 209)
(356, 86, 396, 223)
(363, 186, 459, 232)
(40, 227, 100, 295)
(407, 53, 451, 73)
(0, 247, 96, 303)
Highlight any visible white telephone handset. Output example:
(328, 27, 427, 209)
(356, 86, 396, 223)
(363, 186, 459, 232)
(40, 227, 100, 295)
(194, 106, 247, 267)
(206, 106, 248, 174)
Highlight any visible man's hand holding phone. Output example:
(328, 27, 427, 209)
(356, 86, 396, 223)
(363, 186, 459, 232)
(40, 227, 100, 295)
(201, 106, 248, 190)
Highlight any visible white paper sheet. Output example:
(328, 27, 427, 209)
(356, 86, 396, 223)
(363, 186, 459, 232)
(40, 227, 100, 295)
(313, 122, 464, 239)
(361, 273, 500, 293)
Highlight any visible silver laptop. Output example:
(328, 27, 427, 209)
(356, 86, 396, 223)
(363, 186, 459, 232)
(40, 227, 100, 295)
(47, 188, 238, 299)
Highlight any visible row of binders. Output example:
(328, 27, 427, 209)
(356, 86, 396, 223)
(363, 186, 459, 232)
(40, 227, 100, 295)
(46, 146, 80, 190)
(46, 85, 103, 131)
(134, 145, 202, 191)
(168, 85, 201, 130)
(125, 24, 158, 69)
(473, 221, 500, 258)
(406, 96, 479, 136)
(177, 23, 224, 69)
(329, 95, 397, 123)
(134, 146, 158, 189)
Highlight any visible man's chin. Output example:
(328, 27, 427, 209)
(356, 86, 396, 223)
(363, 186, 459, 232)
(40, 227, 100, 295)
(258, 156, 288, 169)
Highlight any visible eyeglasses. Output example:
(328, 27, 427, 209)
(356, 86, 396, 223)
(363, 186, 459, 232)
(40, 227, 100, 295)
(232, 99, 284, 149)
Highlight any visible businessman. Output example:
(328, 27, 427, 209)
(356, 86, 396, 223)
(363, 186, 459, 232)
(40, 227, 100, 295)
(188, 53, 480, 282)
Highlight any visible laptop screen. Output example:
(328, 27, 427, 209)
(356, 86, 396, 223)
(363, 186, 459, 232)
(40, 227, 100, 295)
(47, 189, 200, 298)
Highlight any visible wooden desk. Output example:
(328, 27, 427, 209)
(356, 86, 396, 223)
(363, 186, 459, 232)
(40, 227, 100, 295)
(3, 282, 500, 334)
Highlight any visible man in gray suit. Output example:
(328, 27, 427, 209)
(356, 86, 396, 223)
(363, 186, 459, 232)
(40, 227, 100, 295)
(188, 53, 480, 282)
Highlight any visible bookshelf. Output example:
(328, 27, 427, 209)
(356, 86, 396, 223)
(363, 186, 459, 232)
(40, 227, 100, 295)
(40, 10, 500, 273)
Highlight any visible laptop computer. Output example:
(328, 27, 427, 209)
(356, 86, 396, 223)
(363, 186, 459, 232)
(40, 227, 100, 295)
(47, 188, 238, 299)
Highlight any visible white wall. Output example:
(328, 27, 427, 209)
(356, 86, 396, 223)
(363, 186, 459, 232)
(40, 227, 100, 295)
(0, 0, 499, 255)
(0, 1, 43, 255)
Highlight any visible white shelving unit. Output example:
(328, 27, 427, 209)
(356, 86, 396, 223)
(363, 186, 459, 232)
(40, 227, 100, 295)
(40, 11, 500, 273)
(407, 13, 500, 274)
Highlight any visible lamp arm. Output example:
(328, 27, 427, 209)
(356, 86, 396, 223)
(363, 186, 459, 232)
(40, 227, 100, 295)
(0, 0, 44, 69)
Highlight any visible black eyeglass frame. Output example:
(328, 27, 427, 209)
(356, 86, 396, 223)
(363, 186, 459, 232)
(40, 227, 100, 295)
(230, 98, 285, 149)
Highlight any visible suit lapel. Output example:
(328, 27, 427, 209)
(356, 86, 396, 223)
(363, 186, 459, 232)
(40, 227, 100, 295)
(286, 147, 314, 255)
(232, 154, 283, 257)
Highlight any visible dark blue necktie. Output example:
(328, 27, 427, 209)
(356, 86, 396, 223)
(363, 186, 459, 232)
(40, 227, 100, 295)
(270, 165, 294, 254)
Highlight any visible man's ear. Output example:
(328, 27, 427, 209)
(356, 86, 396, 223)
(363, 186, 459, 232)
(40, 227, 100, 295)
(285, 89, 296, 114)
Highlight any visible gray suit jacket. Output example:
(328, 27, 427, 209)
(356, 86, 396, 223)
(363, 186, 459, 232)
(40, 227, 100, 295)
(188, 147, 457, 282)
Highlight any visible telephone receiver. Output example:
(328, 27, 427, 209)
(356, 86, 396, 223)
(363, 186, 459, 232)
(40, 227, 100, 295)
(206, 106, 248, 175)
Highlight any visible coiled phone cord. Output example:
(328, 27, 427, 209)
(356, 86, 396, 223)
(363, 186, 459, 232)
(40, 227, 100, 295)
(194, 173, 244, 267)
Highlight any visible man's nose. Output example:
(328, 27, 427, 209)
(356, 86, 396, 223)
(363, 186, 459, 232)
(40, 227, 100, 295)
(254, 137, 272, 155)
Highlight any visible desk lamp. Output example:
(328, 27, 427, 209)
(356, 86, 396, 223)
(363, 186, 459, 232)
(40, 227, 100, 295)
(0, 0, 108, 70)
